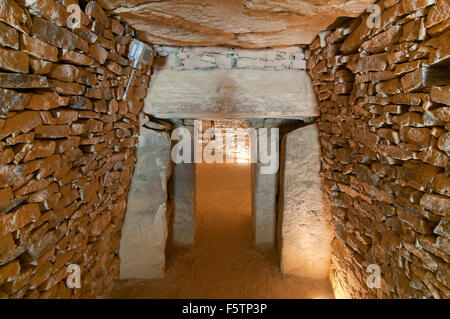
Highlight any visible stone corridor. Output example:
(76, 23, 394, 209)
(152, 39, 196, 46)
(110, 163, 333, 298)
(0, 0, 448, 300)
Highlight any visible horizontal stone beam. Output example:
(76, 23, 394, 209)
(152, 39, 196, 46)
(145, 69, 318, 119)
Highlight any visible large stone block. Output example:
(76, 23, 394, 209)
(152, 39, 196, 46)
(0, 73, 48, 89)
(253, 166, 278, 245)
(252, 125, 278, 246)
(0, 47, 29, 73)
(20, 34, 58, 62)
(0, 21, 19, 49)
(0, 0, 31, 34)
(278, 124, 332, 279)
(24, 0, 68, 27)
(100, 0, 374, 48)
(171, 162, 196, 244)
(31, 16, 88, 52)
(145, 69, 318, 118)
(0, 89, 30, 115)
(170, 126, 196, 245)
(119, 128, 171, 279)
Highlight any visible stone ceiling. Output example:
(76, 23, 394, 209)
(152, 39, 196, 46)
(98, 0, 376, 48)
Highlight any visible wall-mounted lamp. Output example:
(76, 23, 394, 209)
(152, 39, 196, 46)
(123, 39, 154, 100)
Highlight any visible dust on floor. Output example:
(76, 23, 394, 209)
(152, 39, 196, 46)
(109, 163, 334, 298)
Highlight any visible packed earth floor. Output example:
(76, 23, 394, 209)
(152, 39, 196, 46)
(110, 163, 334, 299)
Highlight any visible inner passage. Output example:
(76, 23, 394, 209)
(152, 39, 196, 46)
(110, 162, 333, 298)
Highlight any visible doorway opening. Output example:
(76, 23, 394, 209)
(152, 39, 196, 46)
(112, 119, 334, 298)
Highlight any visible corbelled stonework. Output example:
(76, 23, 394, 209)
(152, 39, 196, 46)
(98, 0, 376, 48)
(0, 0, 448, 300)
(306, 0, 450, 299)
(0, 0, 151, 298)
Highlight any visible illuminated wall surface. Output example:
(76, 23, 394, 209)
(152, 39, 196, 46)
(0, 0, 448, 299)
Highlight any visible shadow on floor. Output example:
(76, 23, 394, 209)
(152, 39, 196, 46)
(109, 163, 334, 299)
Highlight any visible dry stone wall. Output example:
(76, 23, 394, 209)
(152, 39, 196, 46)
(0, 0, 151, 298)
(306, 0, 449, 298)
(154, 45, 307, 71)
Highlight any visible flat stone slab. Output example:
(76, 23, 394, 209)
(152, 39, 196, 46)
(145, 69, 318, 119)
(253, 168, 278, 245)
(170, 125, 196, 245)
(119, 128, 171, 279)
(252, 126, 279, 246)
(102, 0, 375, 48)
(278, 124, 333, 279)
(171, 162, 196, 244)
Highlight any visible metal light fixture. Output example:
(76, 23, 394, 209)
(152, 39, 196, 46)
(123, 39, 154, 100)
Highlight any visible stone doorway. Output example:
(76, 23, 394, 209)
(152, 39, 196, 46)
(113, 157, 333, 298)
(116, 118, 334, 297)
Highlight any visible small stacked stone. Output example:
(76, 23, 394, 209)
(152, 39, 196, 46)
(153, 45, 307, 71)
(0, 0, 152, 298)
(306, 0, 449, 299)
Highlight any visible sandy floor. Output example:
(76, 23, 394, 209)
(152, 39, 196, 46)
(109, 163, 334, 299)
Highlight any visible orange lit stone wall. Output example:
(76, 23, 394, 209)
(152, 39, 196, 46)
(0, 0, 151, 298)
(306, 0, 449, 298)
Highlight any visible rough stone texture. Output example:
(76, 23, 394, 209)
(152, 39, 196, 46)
(98, 0, 376, 48)
(0, 0, 32, 34)
(119, 128, 171, 279)
(170, 162, 196, 245)
(20, 34, 59, 62)
(431, 85, 450, 105)
(252, 122, 278, 246)
(0, 21, 19, 49)
(0, 47, 29, 73)
(31, 16, 88, 52)
(147, 45, 315, 118)
(278, 124, 333, 279)
(154, 45, 307, 71)
(0, 89, 31, 115)
(0, 1, 152, 298)
(169, 124, 196, 245)
(145, 69, 318, 118)
(306, 0, 450, 299)
(1, 0, 447, 300)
